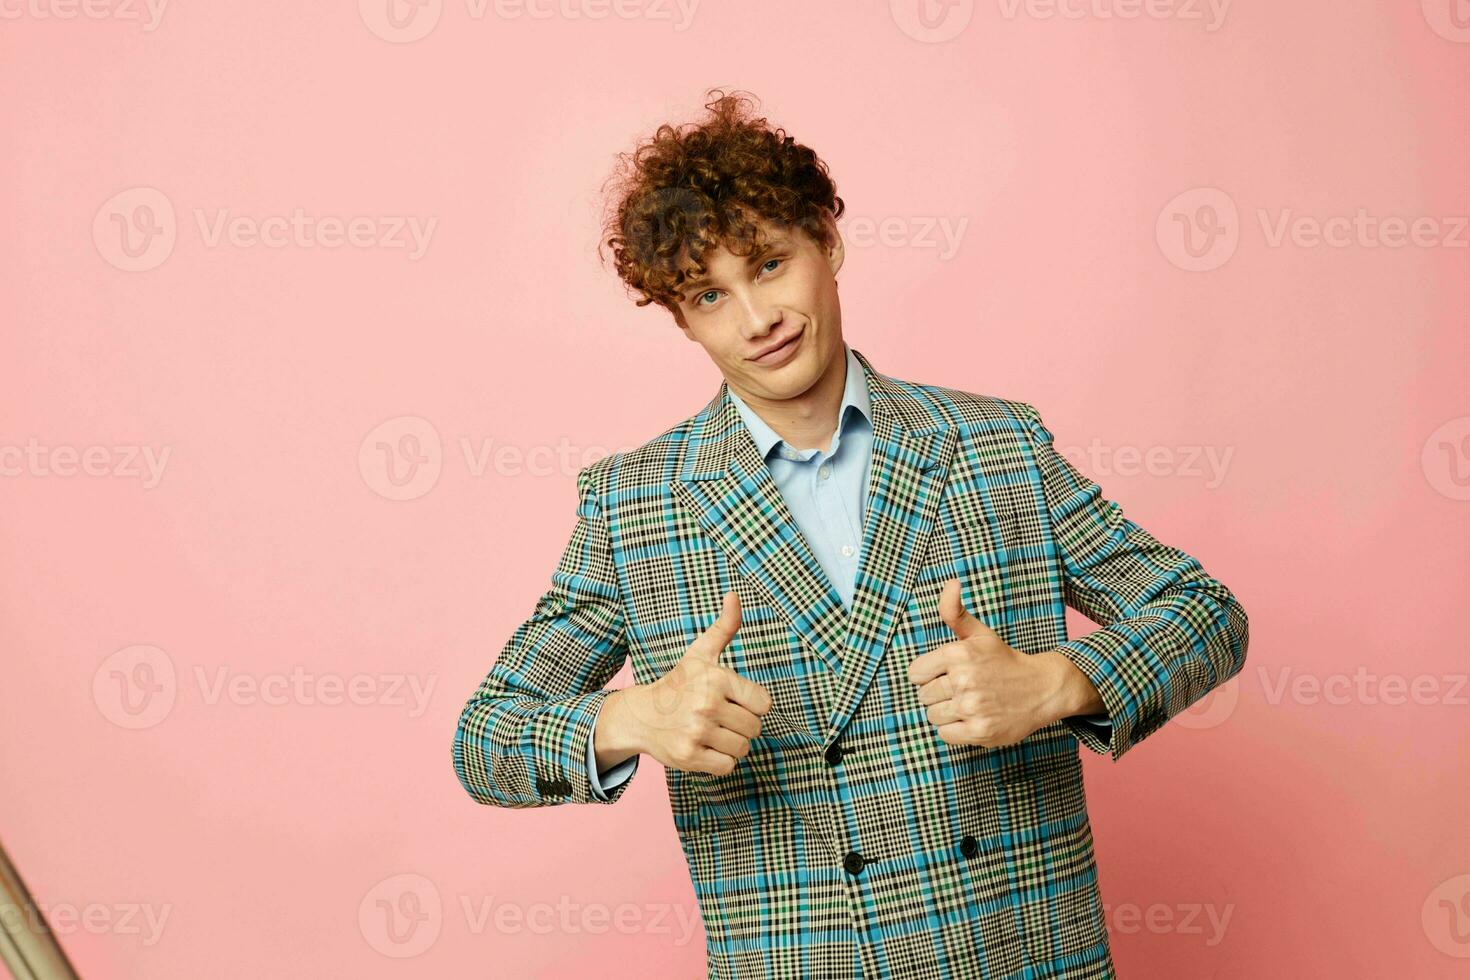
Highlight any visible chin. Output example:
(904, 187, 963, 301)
(753, 361, 823, 400)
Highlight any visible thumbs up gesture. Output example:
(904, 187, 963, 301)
(621, 590, 774, 776)
(906, 579, 1074, 747)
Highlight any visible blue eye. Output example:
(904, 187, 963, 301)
(692, 258, 783, 308)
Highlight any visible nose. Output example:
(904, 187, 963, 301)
(736, 292, 781, 341)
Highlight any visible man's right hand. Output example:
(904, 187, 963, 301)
(595, 591, 772, 777)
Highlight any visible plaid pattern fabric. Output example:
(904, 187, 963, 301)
(453, 349, 1250, 979)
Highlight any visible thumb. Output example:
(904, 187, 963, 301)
(939, 578, 994, 642)
(686, 590, 741, 663)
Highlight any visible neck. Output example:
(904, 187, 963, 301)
(733, 346, 849, 453)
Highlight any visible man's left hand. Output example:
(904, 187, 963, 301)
(907, 578, 1088, 747)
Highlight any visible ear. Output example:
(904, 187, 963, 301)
(822, 212, 845, 279)
(669, 303, 694, 339)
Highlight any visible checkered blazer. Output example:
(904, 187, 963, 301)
(453, 349, 1249, 979)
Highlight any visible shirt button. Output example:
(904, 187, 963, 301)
(843, 850, 865, 875)
(819, 465, 831, 479)
(960, 835, 979, 858)
(840, 545, 855, 558)
(824, 743, 844, 765)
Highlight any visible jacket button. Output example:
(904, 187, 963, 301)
(843, 850, 865, 875)
(825, 743, 844, 765)
(960, 835, 978, 858)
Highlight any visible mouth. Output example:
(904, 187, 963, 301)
(748, 325, 805, 366)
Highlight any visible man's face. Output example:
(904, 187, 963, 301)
(672, 215, 845, 407)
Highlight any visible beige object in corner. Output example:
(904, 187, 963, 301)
(0, 837, 80, 980)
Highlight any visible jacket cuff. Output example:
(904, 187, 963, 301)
(1054, 630, 1152, 761)
(586, 700, 638, 802)
(490, 689, 638, 806)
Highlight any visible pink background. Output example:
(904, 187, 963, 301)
(4, 2, 1469, 977)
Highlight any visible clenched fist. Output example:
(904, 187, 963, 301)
(907, 579, 1087, 747)
(597, 591, 773, 777)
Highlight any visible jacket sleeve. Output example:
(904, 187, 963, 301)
(1019, 402, 1249, 761)
(453, 465, 638, 806)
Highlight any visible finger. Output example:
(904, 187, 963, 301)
(701, 726, 753, 760)
(916, 674, 955, 707)
(715, 702, 764, 740)
(939, 578, 1002, 644)
(724, 673, 773, 717)
(939, 579, 983, 640)
(686, 591, 742, 663)
(935, 721, 977, 746)
(690, 747, 739, 776)
(907, 644, 955, 687)
(925, 699, 962, 727)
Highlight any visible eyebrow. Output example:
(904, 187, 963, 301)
(682, 237, 790, 295)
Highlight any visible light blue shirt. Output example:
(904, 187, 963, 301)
(587, 345, 1106, 799)
(727, 343, 876, 610)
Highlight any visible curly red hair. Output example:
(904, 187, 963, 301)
(599, 89, 845, 319)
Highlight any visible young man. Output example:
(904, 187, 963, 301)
(453, 91, 1249, 980)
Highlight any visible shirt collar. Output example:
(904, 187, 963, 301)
(727, 344, 872, 461)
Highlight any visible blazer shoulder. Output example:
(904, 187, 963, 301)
(887, 373, 1042, 432)
(575, 412, 699, 497)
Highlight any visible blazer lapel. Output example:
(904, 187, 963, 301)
(824, 350, 957, 743)
(672, 383, 849, 736)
